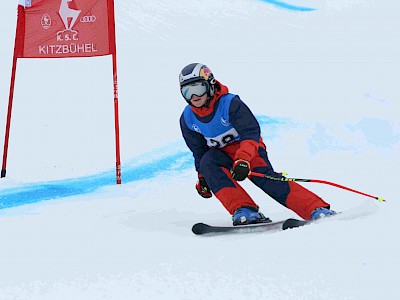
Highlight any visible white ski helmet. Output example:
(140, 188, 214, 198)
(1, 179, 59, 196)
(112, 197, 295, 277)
(179, 63, 216, 104)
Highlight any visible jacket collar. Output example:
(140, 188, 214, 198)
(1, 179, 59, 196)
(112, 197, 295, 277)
(189, 81, 229, 117)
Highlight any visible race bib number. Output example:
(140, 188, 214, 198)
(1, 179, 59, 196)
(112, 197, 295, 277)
(205, 128, 239, 148)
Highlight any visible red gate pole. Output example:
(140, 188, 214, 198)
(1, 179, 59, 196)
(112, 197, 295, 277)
(1, 55, 18, 178)
(112, 53, 122, 184)
(1, 6, 23, 178)
(108, 0, 121, 184)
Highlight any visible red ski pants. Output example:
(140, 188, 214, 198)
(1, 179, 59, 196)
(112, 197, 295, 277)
(199, 147, 330, 220)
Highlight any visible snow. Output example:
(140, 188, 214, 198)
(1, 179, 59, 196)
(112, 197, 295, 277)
(0, 0, 399, 299)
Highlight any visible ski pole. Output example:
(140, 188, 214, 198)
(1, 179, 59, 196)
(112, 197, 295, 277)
(250, 171, 386, 202)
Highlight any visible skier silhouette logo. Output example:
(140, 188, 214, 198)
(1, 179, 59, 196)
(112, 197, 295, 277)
(59, 0, 81, 30)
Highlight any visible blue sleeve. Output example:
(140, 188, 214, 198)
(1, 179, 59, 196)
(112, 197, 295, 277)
(229, 96, 261, 142)
(180, 113, 209, 173)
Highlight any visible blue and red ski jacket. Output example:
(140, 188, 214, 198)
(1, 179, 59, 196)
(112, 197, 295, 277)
(180, 81, 265, 173)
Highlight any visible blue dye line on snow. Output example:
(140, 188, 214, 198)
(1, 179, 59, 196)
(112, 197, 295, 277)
(0, 116, 288, 210)
(259, 0, 316, 12)
(0, 152, 193, 210)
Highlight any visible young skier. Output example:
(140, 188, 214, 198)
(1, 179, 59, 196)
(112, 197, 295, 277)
(179, 63, 336, 225)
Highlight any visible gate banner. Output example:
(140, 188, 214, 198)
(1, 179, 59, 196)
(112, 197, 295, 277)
(16, 0, 116, 58)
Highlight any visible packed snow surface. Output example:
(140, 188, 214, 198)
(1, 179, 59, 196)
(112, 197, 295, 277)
(0, 1, 399, 299)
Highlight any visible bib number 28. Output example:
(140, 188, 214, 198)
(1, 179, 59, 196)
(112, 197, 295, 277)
(207, 133, 236, 148)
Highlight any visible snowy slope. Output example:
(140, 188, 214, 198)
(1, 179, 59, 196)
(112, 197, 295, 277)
(0, 0, 399, 299)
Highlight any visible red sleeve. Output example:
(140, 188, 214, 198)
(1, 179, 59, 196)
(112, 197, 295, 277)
(234, 139, 259, 162)
(228, 96, 261, 162)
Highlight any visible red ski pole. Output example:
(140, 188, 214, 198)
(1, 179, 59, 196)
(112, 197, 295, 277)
(250, 172, 386, 202)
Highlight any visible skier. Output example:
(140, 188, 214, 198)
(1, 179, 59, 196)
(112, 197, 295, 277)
(179, 63, 336, 225)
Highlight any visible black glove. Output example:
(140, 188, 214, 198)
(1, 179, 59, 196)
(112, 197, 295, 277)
(231, 159, 250, 181)
(196, 176, 212, 198)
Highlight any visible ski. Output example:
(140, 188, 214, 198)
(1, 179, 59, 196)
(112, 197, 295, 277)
(192, 218, 309, 235)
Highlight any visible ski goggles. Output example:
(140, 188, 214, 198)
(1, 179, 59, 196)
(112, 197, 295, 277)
(180, 81, 208, 101)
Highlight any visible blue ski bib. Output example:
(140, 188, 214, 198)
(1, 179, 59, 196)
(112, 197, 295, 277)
(183, 93, 241, 148)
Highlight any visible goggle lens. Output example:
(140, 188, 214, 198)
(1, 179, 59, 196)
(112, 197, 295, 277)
(181, 81, 208, 101)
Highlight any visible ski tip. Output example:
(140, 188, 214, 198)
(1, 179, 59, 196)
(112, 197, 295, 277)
(192, 223, 210, 235)
(282, 218, 309, 230)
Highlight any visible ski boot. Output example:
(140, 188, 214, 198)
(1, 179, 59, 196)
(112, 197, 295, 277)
(232, 207, 271, 226)
(311, 207, 337, 221)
